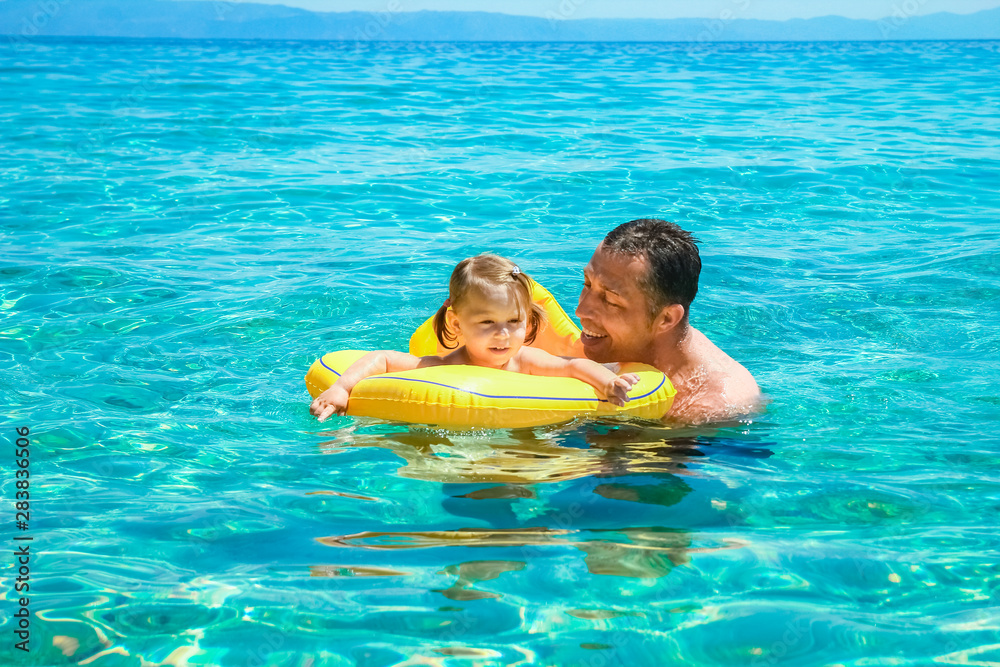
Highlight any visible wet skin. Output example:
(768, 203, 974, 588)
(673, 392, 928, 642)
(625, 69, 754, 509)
(577, 248, 658, 365)
(576, 244, 762, 425)
(446, 285, 528, 370)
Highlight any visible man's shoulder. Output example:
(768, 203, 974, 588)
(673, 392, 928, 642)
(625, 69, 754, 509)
(700, 331, 760, 400)
(665, 377, 762, 425)
(664, 328, 762, 424)
(714, 355, 760, 401)
(667, 377, 761, 425)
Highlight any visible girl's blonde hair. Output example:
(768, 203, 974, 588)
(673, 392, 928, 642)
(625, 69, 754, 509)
(433, 254, 547, 350)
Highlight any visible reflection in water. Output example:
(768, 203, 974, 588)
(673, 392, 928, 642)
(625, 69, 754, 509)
(577, 527, 690, 579)
(314, 419, 769, 579)
(309, 565, 410, 577)
(316, 419, 734, 486)
(434, 560, 526, 601)
(567, 609, 644, 620)
(316, 526, 744, 579)
(593, 479, 691, 506)
(457, 485, 536, 500)
(319, 527, 571, 549)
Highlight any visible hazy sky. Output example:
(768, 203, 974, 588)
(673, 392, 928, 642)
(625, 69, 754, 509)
(237, 0, 1000, 20)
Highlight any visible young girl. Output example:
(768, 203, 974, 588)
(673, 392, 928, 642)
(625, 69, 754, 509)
(310, 253, 639, 422)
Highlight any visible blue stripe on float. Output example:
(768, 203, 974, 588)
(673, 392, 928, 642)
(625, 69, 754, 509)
(320, 356, 668, 404)
(320, 357, 342, 377)
(374, 375, 599, 402)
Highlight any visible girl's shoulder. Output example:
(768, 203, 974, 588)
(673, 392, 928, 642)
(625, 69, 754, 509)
(437, 347, 469, 366)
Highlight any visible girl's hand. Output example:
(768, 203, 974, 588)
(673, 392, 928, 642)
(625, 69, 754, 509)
(310, 385, 350, 422)
(604, 373, 640, 407)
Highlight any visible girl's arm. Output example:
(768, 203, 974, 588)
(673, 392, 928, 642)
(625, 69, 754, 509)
(310, 350, 443, 422)
(517, 347, 640, 407)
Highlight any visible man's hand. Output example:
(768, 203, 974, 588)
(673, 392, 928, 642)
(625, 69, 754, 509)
(604, 373, 640, 407)
(310, 385, 350, 422)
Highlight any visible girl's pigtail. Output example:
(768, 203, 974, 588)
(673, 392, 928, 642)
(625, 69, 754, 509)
(517, 275, 547, 345)
(525, 301, 547, 345)
(433, 301, 459, 349)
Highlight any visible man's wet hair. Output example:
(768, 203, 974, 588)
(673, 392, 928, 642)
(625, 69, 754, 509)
(602, 218, 701, 320)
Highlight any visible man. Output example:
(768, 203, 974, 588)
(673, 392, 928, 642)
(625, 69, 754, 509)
(576, 218, 761, 425)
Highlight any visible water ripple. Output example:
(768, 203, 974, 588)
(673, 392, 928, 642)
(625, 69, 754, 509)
(2, 38, 999, 666)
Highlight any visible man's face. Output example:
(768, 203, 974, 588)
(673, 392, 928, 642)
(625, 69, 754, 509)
(576, 244, 657, 364)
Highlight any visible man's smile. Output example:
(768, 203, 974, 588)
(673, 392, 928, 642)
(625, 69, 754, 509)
(581, 326, 608, 340)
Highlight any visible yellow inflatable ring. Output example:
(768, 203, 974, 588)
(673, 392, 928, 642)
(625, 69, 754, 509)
(305, 350, 675, 430)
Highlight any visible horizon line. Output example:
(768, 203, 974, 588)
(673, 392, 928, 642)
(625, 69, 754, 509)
(7, 34, 1000, 44)
(166, 2, 1000, 23)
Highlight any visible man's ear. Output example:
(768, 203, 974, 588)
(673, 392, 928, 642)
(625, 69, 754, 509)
(653, 304, 686, 334)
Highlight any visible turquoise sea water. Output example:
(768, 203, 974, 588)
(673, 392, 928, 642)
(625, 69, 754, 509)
(2, 37, 1000, 665)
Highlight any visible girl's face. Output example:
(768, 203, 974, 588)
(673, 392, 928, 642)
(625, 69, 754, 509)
(448, 284, 528, 369)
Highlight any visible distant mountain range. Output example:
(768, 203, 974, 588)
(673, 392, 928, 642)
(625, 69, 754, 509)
(3, 0, 1000, 42)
